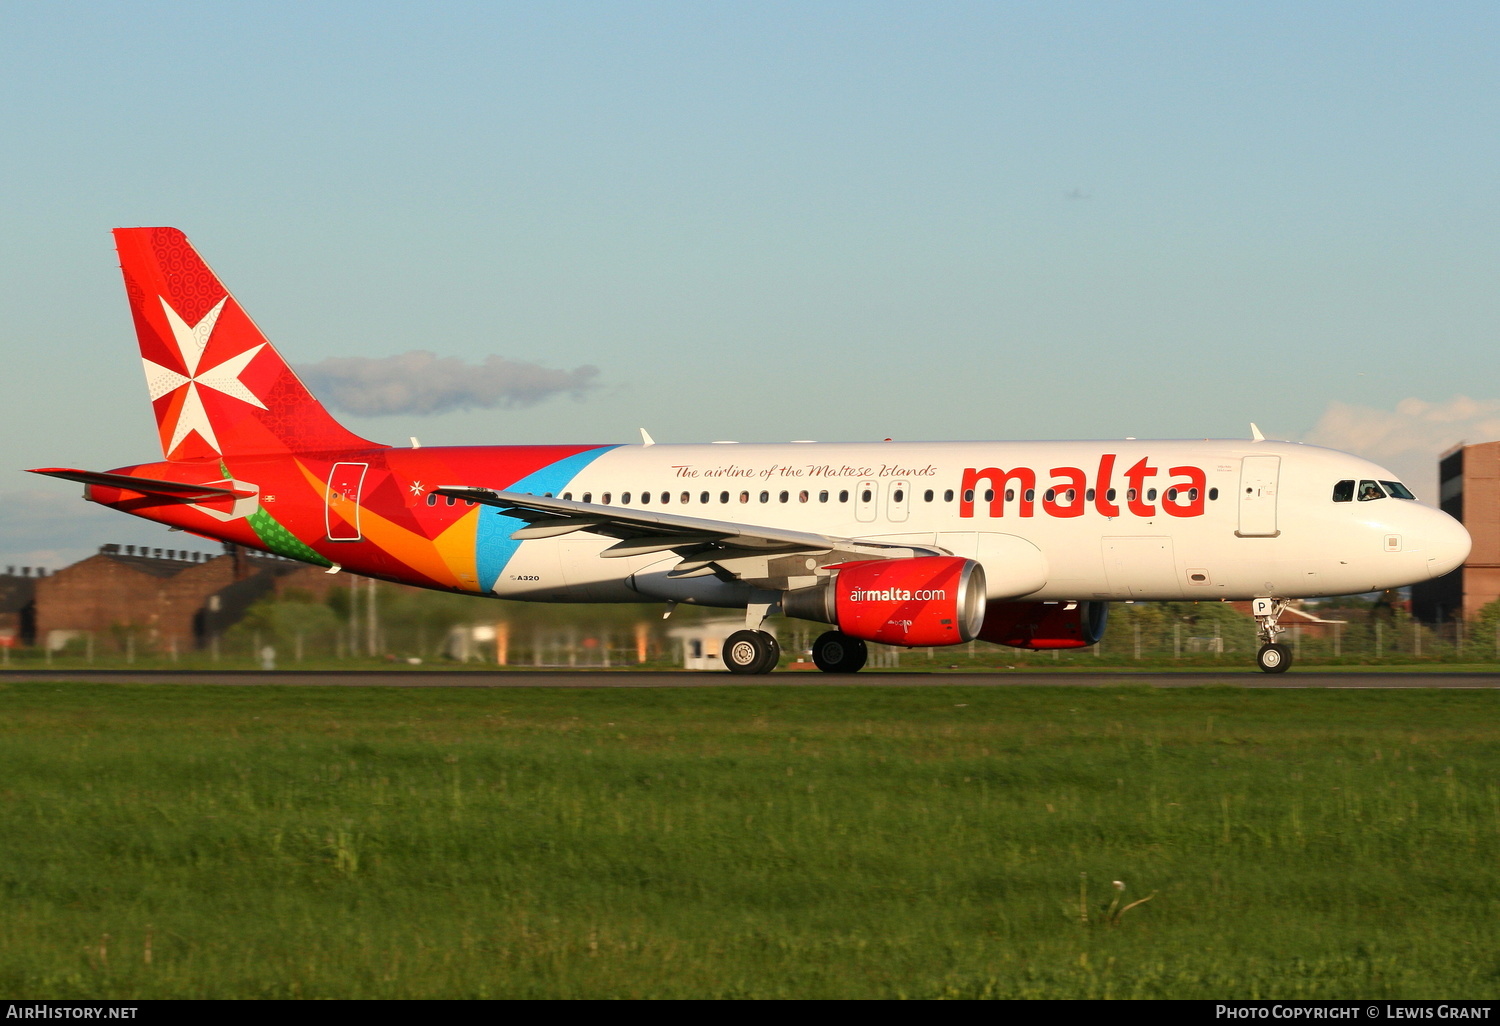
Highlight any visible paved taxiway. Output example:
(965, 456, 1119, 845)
(2, 669, 1499, 688)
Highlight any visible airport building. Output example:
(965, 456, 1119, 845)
(0, 543, 666, 664)
(1412, 440, 1500, 624)
(0, 544, 338, 653)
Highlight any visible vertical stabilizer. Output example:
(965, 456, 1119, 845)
(114, 227, 380, 460)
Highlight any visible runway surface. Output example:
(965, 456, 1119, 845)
(3, 668, 1500, 688)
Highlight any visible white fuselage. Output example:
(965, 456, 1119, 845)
(494, 439, 1471, 607)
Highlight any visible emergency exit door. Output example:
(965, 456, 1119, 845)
(325, 462, 368, 541)
(1237, 456, 1280, 537)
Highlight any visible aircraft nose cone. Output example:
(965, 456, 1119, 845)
(1423, 510, 1471, 579)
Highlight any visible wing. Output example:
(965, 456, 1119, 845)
(434, 486, 944, 589)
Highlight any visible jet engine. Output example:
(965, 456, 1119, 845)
(782, 556, 987, 646)
(977, 600, 1109, 650)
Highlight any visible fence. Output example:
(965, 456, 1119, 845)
(8, 605, 1500, 669)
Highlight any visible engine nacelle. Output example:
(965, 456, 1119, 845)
(977, 600, 1109, 650)
(783, 556, 987, 646)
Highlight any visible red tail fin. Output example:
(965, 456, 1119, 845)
(114, 227, 380, 460)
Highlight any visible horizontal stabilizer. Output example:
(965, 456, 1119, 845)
(27, 467, 254, 502)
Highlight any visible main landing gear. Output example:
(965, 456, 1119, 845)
(721, 630, 870, 675)
(1252, 597, 1292, 674)
(812, 631, 867, 674)
(723, 630, 781, 675)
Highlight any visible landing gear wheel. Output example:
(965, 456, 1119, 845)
(812, 631, 868, 674)
(724, 630, 780, 675)
(1256, 642, 1292, 674)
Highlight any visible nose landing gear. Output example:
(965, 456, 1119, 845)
(1252, 597, 1292, 673)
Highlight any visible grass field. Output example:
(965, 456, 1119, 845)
(2, 683, 1498, 999)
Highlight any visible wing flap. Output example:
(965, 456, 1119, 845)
(435, 486, 845, 552)
(600, 534, 724, 558)
(508, 518, 608, 540)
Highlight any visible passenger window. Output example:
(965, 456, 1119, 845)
(426, 493, 437, 506)
(1189, 488, 1199, 501)
(839, 490, 850, 503)
(759, 491, 769, 503)
(582, 492, 592, 503)
(446, 495, 456, 506)
(662, 492, 670, 504)
(681, 492, 690, 504)
(983, 489, 993, 502)
(563, 492, 573, 501)
(923, 489, 933, 502)
(1005, 489, 1014, 502)
(1332, 480, 1355, 503)
(1025, 489, 1035, 502)
(1044, 489, 1055, 502)
(1085, 488, 1095, 502)
(1166, 488, 1177, 501)
(1107, 488, 1117, 502)
(1208, 488, 1218, 501)
(1381, 481, 1416, 500)
(779, 491, 789, 503)
(819, 491, 829, 502)
(799, 491, 809, 503)
(699, 492, 709, 503)
(1146, 488, 1157, 502)
(963, 489, 974, 503)
(1066, 489, 1076, 502)
(740, 491, 750, 503)
(639, 492, 648, 505)
(1358, 480, 1386, 502)
(861, 488, 872, 503)
(893, 488, 904, 503)
(943, 490, 954, 502)
(623, 492, 632, 504)
(1126, 489, 1136, 502)
(601, 493, 612, 504)
(720, 491, 729, 503)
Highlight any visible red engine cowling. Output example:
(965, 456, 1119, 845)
(783, 556, 987, 646)
(977, 600, 1109, 650)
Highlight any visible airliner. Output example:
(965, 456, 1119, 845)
(29, 228, 1471, 674)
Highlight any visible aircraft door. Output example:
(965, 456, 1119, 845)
(855, 480, 879, 523)
(887, 480, 910, 523)
(1237, 456, 1281, 537)
(325, 462, 368, 541)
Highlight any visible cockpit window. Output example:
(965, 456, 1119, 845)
(1358, 480, 1386, 501)
(1332, 480, 1354, 503)
(1380, 480, 1416, 500)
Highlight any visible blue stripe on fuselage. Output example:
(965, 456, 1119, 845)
(475, 446, 618, 592)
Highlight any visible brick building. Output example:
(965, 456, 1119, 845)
(33, 543, 341, 653)
(1412, 440, 1500, 624)
(0, 569, 39, 647)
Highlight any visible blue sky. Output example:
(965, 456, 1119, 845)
(2, 1, 1497, 566)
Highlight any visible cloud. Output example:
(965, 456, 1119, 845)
(298, 351, 600, 416)
(1301, 396, 1500, 501)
